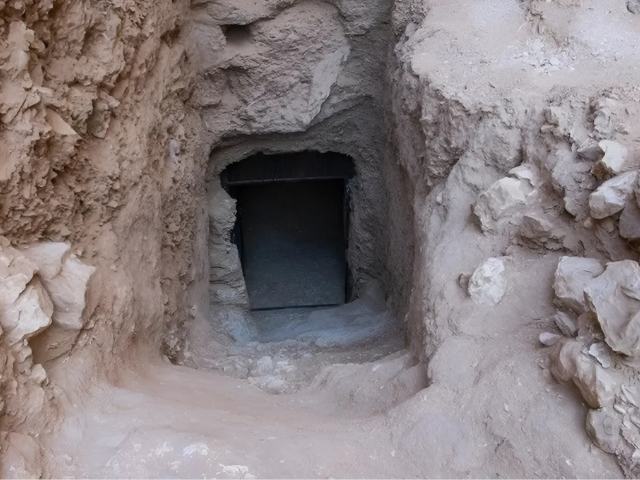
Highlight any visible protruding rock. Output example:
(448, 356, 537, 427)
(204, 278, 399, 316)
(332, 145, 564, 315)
(21, 242, 71, 280)
(0, 433, 43, 479)
(1, 278, 53, 346)
(589, 171, 638, 219)
(593, 140, 628, 180)
(550, 149, 596, 217)
(34, 253, 95, 330)
(550, 339, 620, 408)
(518, 212, 565, 250)
(586, 407, 622, 454)
(584, 260, 640, 358)
(588, 342, 613, 368)
(553, 256, 605, 314)
(0, 247, 37, 306)
(473, 178, 532, 233)
(620, 197, 640, 241)
(468, 257, 507, 306)
(509, 164, 540, 187)
(554, 311, 578, 337)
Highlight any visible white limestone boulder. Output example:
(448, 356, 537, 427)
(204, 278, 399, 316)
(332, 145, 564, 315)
(584, 260, 640, 358)
(0, 245, 37, 306)
(593, 140, 628, 180)
(550, 339, 620, 408)
(473, 177, 533, 233)
(468, 257, 507, 306)
(1, 278, 53, 346)
(22, 243, 95, 330)
(553, 256, 605, 314)
(589, 171, 638, 219)
(21, 242, 71, 280)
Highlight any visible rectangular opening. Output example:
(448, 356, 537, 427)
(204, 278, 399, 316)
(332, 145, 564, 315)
(231, 179, 348, 310)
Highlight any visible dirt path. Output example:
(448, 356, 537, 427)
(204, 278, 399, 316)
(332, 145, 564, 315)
(43, 354, 424, 479)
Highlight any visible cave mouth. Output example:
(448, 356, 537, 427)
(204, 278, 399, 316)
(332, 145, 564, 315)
(221, 151, 355, 311)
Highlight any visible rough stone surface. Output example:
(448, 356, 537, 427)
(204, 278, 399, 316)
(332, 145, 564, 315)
(589, 171, 638, 219)
(553, 257, 605, 315)
(585, 260, 640, 358)
(0, 0, 640, 477)
(554, 311, 578, 338)
(539, 332, 562, 346)
(593, 141, 629, 180)
(586, 407, 622, 454)
(619, 195, 640, 241)
(467, 257, 508, 306)
(1, 279, 53, 346)
(550, 339, 620, 409)
(473, 177, 532, 234)
(39, 254, 95, 331)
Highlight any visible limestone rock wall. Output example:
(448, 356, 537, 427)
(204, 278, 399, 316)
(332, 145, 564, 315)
(389, 0, 640, 475)
(0, 0, 206, 475)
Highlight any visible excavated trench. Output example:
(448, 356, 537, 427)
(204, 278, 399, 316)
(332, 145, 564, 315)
(187, 139, 408, 389)
(4, 0, 640, 477)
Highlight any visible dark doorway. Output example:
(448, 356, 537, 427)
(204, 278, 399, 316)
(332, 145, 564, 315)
(221, 152, 354, 310)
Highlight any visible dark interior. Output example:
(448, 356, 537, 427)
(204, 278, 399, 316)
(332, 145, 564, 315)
(221, 152, 355, 310)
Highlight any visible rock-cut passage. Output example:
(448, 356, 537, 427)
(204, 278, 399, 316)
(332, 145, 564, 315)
(221, 151, 355, 311)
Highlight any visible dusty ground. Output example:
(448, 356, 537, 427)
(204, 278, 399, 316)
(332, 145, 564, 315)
(43, 267, 622, 478)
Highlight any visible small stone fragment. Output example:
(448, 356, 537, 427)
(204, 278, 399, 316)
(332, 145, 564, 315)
(540, 332, 562, 346)
(588, 342, 613, 369)
(589, 171, 638, 219)
(39, 254, 96, 330)
(628, 0, 640, 14)
(251, 356, 274, 377)
(554, 311, 578, 337)
(553, 256, 605, 314)
(509, 164, 540, 187)
(45, 108, 78, 136)
(468, 257, 507, 306)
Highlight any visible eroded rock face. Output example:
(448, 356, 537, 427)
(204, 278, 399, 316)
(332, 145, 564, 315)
(0, 239, 96, 477)
(553, 257, 605, 314)
(585, 260, 640, 358)
(22, 243, 95, 331)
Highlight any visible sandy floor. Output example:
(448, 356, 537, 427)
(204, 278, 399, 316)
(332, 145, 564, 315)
(43, 352, 426, 479)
